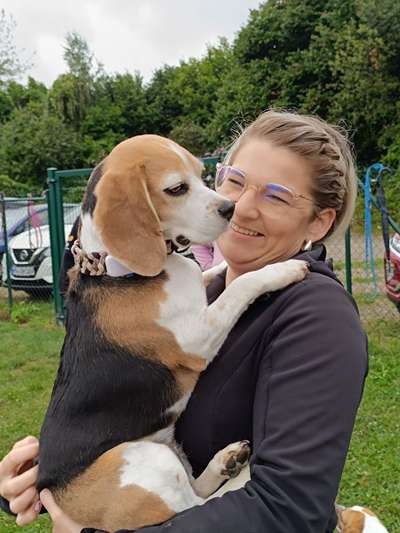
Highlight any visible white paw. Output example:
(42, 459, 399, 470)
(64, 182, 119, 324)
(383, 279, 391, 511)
(210, 441, 251, 479)
(257, 259, 309, 292)
(278, 259, 309, 283)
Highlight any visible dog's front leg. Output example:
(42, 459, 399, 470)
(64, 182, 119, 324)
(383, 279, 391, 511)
(202, 259, 308, 360)
(202, 260, 227, 288)
(192, 441, 250, 498)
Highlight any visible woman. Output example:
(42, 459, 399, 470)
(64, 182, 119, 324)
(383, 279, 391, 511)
(0, 110, 368, 533)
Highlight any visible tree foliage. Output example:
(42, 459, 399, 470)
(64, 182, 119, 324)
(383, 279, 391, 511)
(0, 10, 32, 83)
(0, 2, 400, 219)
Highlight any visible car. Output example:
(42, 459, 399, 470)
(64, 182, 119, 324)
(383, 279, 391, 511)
(2, 204, 80, 296)
(0, 200, 47, 258)
(385, 232, 400, 313)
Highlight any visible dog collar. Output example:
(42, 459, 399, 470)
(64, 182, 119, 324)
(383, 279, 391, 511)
(70, 239, 185, 278)
(71, 240, 108, 277)
(71, 240, 136, 278)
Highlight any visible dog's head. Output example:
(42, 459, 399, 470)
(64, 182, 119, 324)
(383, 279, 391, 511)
(336, 505, 389, 533)
(81, 135, 234, 276)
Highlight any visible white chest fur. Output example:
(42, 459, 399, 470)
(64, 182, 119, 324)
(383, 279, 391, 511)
(157, 254, 212, 358)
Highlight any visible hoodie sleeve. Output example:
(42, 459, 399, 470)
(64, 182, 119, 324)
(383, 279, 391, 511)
(82, 273, 367, 533)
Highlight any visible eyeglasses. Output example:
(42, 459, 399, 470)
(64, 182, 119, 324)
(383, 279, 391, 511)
(215, 164, 316, 212)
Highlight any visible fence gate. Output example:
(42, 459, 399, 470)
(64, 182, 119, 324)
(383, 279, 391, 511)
(47, 167, 92, 324)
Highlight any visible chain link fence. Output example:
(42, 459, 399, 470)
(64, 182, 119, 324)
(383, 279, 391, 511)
(1, 180, 399, 328)
(326, 227, 399, 325)
(0, 194, 80, 317)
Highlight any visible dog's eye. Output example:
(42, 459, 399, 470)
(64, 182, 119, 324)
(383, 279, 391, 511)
(165, 183, 189, 196)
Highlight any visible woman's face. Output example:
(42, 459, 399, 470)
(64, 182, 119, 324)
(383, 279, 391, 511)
(217, 138, 324, 275)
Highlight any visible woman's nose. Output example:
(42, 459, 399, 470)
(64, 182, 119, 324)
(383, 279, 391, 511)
(234, 188, 259, 218)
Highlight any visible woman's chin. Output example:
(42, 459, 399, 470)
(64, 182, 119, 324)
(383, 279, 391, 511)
(219, 236, 264, 265)
(220, 248, 263, 272)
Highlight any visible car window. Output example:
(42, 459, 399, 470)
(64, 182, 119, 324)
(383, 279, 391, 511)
(6, 207, 28, 226)
(1, 204, 80, 237)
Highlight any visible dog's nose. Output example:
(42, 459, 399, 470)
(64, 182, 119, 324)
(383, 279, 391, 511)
(218, 200, 235, 221)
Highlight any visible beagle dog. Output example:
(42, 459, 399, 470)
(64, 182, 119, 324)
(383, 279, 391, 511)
(37, 135, 308, 531)
(336, 505, 389, 532)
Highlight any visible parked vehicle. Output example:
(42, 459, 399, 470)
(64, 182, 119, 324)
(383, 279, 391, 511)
(0, 200, 47, 258)
(385, 233, 400, 313)
(2, 204, 80, 296)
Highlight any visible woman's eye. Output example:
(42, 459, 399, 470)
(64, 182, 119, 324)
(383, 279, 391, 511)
(165, 183, 189, 196)
(265, 194, 288, 204)
(227, 178, 244, 187)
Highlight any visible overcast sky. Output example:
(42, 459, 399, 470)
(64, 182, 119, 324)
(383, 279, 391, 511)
(2, 0, 262, 87)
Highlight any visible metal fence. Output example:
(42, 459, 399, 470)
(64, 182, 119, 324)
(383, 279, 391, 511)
(1, 163, 399, 327)
(0, 193, 80, 315)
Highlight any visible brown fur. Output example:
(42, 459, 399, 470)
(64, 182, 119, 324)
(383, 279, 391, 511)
(339, 509, 366, 533)
(55, 136, 208, 529)
(93, 135, 203, 277)
(92, 280, 207, 393)
(56, 443, 175, 531)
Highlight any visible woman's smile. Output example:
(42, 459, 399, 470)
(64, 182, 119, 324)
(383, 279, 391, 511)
(229, 221, 264, 238)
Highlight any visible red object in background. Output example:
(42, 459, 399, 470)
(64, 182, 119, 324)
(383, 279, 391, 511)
(385, 233, 400, 313)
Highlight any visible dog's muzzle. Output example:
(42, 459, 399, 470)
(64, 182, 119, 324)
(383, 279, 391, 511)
(176, 235, 191, 247)
(218, 200, 235, 221)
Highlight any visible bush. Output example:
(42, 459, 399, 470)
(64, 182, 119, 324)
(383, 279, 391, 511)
(0, 174, 32, 196)
(381, 131, 400, 223)
(169, 121, 209, 156)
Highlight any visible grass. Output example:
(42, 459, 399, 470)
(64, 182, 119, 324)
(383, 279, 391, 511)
(0, 301, 62, 532)
(0, 301, 399, 532)
(338, 319, 400, 531)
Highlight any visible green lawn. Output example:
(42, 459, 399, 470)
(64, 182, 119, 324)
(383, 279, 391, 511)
(0, 301, 399, 532)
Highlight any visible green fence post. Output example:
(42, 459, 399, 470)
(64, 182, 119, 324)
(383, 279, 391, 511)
(47, 169, 64, 324)
(345, 227, 352, 295)
(55, 172, 66, 262)
(0, 193, 13, 315)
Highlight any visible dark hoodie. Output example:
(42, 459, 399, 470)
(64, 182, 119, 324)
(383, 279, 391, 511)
(0, 245, 368, 533)
(130, 245, 367, 533)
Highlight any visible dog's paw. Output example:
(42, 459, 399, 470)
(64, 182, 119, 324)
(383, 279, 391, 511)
(255, 259, 309, 292)
(212, 440, 251, 479)
(275, 259, 309, 284)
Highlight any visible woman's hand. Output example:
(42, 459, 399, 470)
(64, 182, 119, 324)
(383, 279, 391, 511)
(40, 489, 83, 533)
(0, 435, 41, 525)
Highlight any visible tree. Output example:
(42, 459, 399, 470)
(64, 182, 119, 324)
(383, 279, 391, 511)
(49, 32, 99, 128)
(168, 39, 234, 128)
(169, 121, 209, 155)
(0, 103, 83, 188)
(0, 9, 32, 83)
(145, 65, 183, 135)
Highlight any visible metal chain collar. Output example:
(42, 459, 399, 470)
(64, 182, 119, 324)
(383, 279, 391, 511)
(71, 240, 107, 276)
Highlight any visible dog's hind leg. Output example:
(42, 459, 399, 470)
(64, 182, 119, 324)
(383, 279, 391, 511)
(191, 441, 250, 498)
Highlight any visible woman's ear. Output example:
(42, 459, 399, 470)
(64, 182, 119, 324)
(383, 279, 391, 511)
(306, 208, 337, 243)
(93, 163, 167, 277)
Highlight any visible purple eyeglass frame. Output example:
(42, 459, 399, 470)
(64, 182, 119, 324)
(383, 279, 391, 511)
(215, 163, 315, 204)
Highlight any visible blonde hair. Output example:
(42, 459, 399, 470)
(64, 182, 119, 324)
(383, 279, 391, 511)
(224, 110, 357, 241)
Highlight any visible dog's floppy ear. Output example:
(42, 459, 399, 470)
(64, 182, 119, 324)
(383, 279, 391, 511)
(93, 163, 167, 276)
